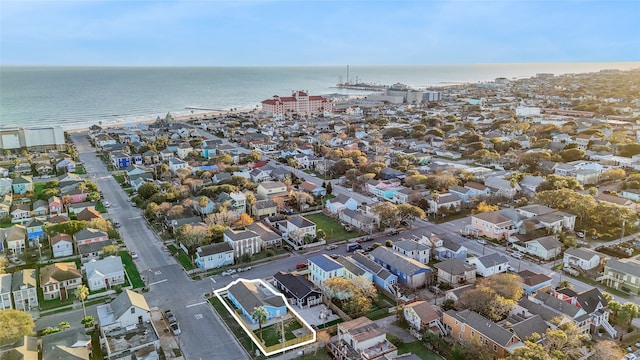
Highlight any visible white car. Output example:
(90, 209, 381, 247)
(131, 251, 138, 259)
(507, 265, 516, 272)
(476, 238, 487, 245)
(576, 232, 585, 238)
(511, 252, 523, 259)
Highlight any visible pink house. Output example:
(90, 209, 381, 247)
(73, 228, 108, 246)
(63, 188, 88, 204)
(365, 179, 402, 194)
(470, 211, 516, 240)
(48, 196, 64, 216)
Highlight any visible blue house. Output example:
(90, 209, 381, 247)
(517, 270, 553, 295)
(308, 254, 344, 286)
(448, 185, 474, 203)
(110, 151, 131, 169)
(432, 237, 468, 260)
(25, 218, 45, 246)
(369, 247, 433, 289)
(227, 280, 287, 324)
(12, 176, 33, 195)
(351, 252, 397, 293)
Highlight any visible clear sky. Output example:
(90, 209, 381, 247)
(1, 0, 639, 66)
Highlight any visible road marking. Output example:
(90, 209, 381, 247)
(194, 314, 203, 320)
(148, 279, 167, 286)
(210, 277, 216, 284)
(130, 216, 142, 220)
(154, 271, 162, 275)
(186, 301, 207, 308)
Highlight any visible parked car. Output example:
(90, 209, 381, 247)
(507, 265, 516, 272)
(296, 263, 308, 269)
(131, 251, 138, 259)
(238, 266, 252, 272)
(163, 310, 177, 324)
(41, 175, 51, 179)
(113, 221, 121, 228)
(428, 286, 441, 294)
(170, 322, 181, 335)
(511, 252, 523, 259)
(476, 238, 487, 245)
(365, 246, 375, 252)
(326, 244, 338, 251)
(363, 236, 374, 242)
(330, 254, 339, 259)
(576, 232, 585, 238)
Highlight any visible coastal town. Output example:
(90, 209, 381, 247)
(1, 67, 640, 360)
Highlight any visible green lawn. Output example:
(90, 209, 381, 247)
(167, 245, 195, 270)
(34, 183, 46, 200)
(38, 288, 76, 311)
(73, 165, 87, 175)
(119, 251, 145, 288)
(397, 341, 443, 359)
(297, 349, 333, 360)
(91, 330, 104, 360)
(261, 320, 302, 347)
(95, 201, 107, 213)
(304, 213, 355, 242)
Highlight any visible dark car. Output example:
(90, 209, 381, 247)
(363, 236, 374, 242)
(296, 263, 308, 269)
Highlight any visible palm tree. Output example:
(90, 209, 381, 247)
(558, 280, 572, 290)
(75, 284, 89, 320)
(251, 306, 268, 342)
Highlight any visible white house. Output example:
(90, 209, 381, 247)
(0, 274, 12, 310)
(223, 229, 262, 258)
(275, 216, 316, 245)
(83, 256, 126, 291)
(403, 300, 444, 335)
(168, 157, 188, 173)
(195, 242, 235, 270)
(563, 247, 601, 271)
(466, 253, 510, 277)
(512, 236, 563, 260)
(97, 289, 151, 332)
(50, 233, 74, 258)
(393, 239, 430, 264)
(11, 269, 38, 311)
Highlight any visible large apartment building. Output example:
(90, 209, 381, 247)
(261, 91, 332, 119)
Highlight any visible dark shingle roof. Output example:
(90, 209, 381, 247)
(273, 272, 320, 300)
(448, 309, 517, 347)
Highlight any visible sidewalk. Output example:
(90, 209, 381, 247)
(150, 307, 184, 359)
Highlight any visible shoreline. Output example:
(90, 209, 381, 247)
(63, 107, 257, 133)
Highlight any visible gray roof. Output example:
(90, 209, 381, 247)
(507, 314, 548, 341)
(530, 236, 562, 250)
(41, 328, 90, 360)
(335, 257, 368, 277)
(84, 256, 124, 279)
(77, 240, 113, 255)
(98, 289, 150, 326)
(351, 253, 395, 280)
(254, 199, 276, 209)
(74, 228, 107, 241)
(476, 253, 509, 268)
(308, 254, 343, 272)
(394, 239, 429, 252)
(0, 274, 11, 294)
(224, 229, 260, 241)
(447, 309, 517, 346)
(197, 242, 233, 257)
(434, 258, 475, 275)
(11, 269, 37, 291)
(518, 204, 554, 216)
(370, 247, 431, 276)
(533, 292, 583, 318)
(605, 257, 640, 278)
(228, 280, 286, 312)
(245, 222, 282, 242)
(287, 216, 315, 229)
(565, 247, 600, 261)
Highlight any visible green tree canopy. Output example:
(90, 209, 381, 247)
(0, 309, 34, 342)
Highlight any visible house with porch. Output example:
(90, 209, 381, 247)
(598, 255, 640, 295)
(40, 262, 82, 300)
(392, 239, 430, 264)
(516, 270, 553, 295)
(11, 203, 31, 224)
(0, 274, 12, 310)
(1, 224, 27, 254)
(252, 199, 278, 219)
(469, 211, 517, 241)
(338, 208, 377, 234)
(256, 181, 289, 200)
(273, 271, 322, 309)
(350, 253, 397, 293)
(369, 247, 433, 289)
(11, 269, 38, 311)
(403, 301, 445, 335)
(442, 309, 524, 358)
(328, 317, 397, 360)
(223, 228, 262, 258)
(273, 215, 316, 246)
(83, 256, 126, 291)
(466, 253, 510, 277)
(434, 258, 476, 285)
(195, 242, 235, 270)
(12, 176, 33, 195)
(97, 289, 151, 332)
(25, 218, 45, 246)
(308, 254, 344, 287)
(227, 279, 287, 324)
(245, 222, 282, 249)
(325, 194, 358, 215)
(512, 235, 563, 260)
(564, 247, 602, 271)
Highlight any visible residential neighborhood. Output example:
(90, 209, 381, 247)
(2, 67, 640, 360)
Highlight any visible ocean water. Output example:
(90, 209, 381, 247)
(1, 63, 638, 130)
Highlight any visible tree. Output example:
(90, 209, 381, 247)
(590, 340, 624, 360)
(545, 322, 589, 360)
(371, 202, 401, 230)
(325, 182, 333, 195)
(397, 203, 426, 225)
(103, 244, 119, 256)
(508, 339, 550, 360)
(479, 273, 524, 301)
(0, 309, 34, 342)
(251, 306, 268, 342)
(235, 213, 254, 227)
(457, 273, 523, 321)
(75, 285, 89, 320)
(176, 223, 210, 252)
(608, 300, 621, 320)
(208, 224, 228, 243)
(46, 220, 86, 236)
(619, 302, 639, 329)
(473, 201, 499, 214)
(0, 257, 7, 274)
(323, 277, 373, 318)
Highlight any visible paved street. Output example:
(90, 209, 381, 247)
(69, 133, 247, 360)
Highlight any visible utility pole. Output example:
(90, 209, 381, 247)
(620, 219, 626, 245)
